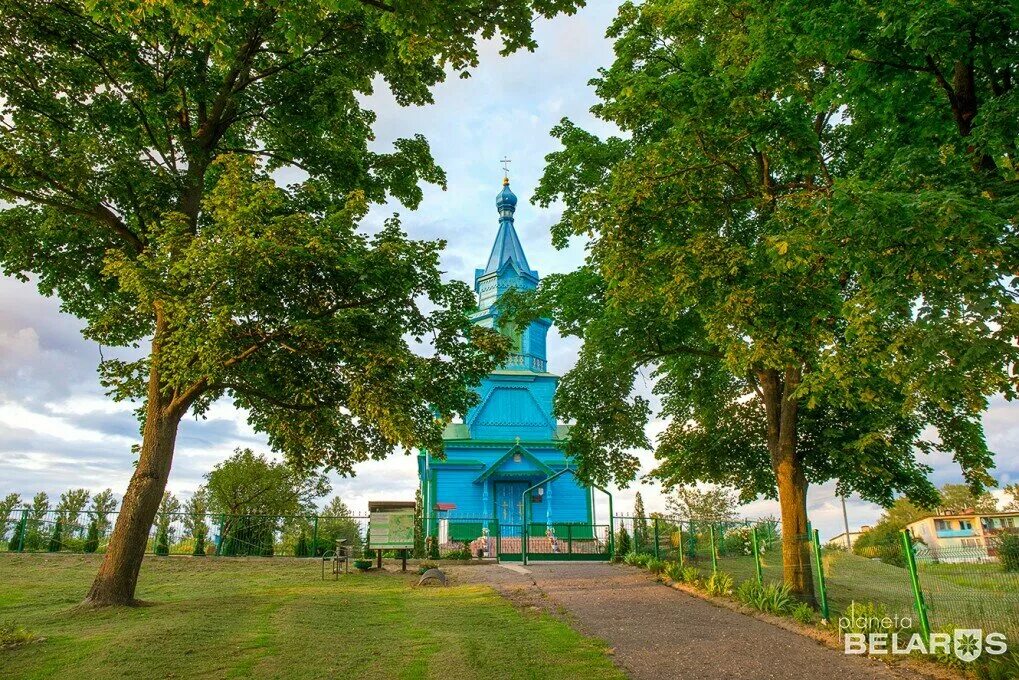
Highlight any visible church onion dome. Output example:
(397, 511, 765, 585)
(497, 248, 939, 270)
(496, 177, 518, 213)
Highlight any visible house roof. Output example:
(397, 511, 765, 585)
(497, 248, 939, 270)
(907, 510, 1019, 526)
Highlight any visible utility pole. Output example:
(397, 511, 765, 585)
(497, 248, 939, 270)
(841, 496, 852, 550)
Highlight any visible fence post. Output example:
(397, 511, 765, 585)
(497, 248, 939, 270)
(811, 528, 829, 621)
(607, 496, 615, 559)
(653, 517, 660, 559)
(17, 508, 28, 552)
(677, 525, 684, 567)
(567, 524, 573, 555)
(751, 525, 763, 585)
(901, 529, 931, 641)
(215, 514, 225, 556)
(311, 515, 319, 558)
(709, 524, 718, 574)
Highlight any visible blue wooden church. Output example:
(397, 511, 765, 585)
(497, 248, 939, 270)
(418, 175, 594, 547)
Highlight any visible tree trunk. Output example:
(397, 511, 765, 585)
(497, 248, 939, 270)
(84, 394, 182, 606)
(758, 366, 816, 603)
(85, 316, 188, 606)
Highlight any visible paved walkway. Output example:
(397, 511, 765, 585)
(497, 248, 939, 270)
(452, 562, 933, 680)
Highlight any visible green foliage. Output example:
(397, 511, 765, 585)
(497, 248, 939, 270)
(413, 489, 425, 559)
(645, 558, 665, 575)
(679, 566, 702, 586)
(1003, 484, 1019, 513)
(974, 652, 1019, 680)
(417, 562, 438, 575)
(510, 0, 1017, 597)
(208, 449, 329, 518)
(704, 571, 734, 597)
(83, 522, 100, 554)
(0, 0, 576, 506)
(153, 491, 180, 556)
(937, 484, 1000, 514)
(666, 486, 738, 522)
(444, 545, 472, 561)
(183, 487, 209, 556)
(663, 560, 684, 582)
(790, 602, 816, 626)
(23, 493, 49, 552)
(294, 528, 310, 558)
(0, 494, 20, 541)
(316, 497, 362, 557)
(735, 580, 794, 615)
(0, 620, 38, 649)
(47, 518, 63, 553)
(615, 525, 631, 558)
(632, 493, 649, 549)
(353, 559, 373, 572)
(85, 490, 118, 552)
(426, 535, 440, 561)
(8, 514, 25, 552)
(55, 489, 91, 538)
(623, 551, 651, 567)
(996, 533, 1019, 573)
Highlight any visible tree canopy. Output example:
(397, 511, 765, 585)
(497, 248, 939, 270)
(0, 0, 584, 604)
(512, 0, 1017, 596)
(205, 448, 330, 518)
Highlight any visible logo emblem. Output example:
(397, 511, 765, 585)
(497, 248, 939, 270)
(954, 629, 983, 662)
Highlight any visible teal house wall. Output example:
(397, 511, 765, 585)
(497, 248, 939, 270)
(418, 177, 593, 540)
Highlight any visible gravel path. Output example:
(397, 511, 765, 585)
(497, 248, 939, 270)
(451, 562, 934, 680)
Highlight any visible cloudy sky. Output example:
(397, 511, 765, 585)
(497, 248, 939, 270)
(1, 4, 1016, 540)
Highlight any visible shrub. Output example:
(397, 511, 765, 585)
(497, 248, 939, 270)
(735, 579, 760, 606)
(663, 561, 684, 582)
(791, 602, 816, 625)
(83, 520, 100, 554)
(623, 551, 651, 567)
(47, 518, 63, 552)
(997, 533, 1019, 572)
(645, 558, 666, 575)
(8, 518, 25, 552)
(679, 565, 701, 585)
(444, 544, 472, 560)
(722, 526, 755, 556)
(417, 561, 438, 575)
(426, 535, 440, 560)
(192, 533, 206, 557)
(615, 526, 631, 557)
(704, 571, 734, 597)
(353, 559, 373, 571)
(154, 526, 170, 556)
(294, 528, 310, 558)
(0, 621, 37, 649)
(974, 651, 1019, 680)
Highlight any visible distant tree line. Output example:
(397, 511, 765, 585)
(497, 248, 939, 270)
(2, 448, 367, 557)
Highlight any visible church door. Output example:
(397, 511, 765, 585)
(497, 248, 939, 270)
(494, 481, 528, 537)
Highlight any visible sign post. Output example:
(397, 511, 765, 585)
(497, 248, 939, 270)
(368, 501, 416, 572)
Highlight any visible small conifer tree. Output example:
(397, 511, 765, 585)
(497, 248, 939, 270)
(84, 519, 101, 553)
(48, 517, 63, 552)
(616, 525, 631, 557)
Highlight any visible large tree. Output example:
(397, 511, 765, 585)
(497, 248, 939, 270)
(0, 0, 583, 605)
(513, 0, 1016, 598)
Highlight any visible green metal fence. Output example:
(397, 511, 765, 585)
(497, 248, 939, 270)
(610, 514, 1019, 641)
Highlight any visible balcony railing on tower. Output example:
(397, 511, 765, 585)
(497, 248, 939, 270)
(502, 353, 546, 372)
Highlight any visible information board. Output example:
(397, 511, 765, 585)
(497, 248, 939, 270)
(368, 502, 416, 550)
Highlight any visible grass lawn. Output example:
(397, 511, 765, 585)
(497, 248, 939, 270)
(0, 554, 625, 680)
